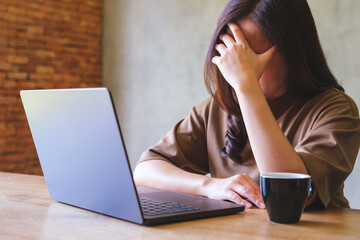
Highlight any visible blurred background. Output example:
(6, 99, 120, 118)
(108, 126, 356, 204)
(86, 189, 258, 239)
(1, 0, 359, 208)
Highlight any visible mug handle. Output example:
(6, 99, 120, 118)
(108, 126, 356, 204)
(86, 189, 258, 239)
(308, 182, 315, 199)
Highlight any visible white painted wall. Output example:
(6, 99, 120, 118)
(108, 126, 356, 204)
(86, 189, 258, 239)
(102, 0, 360, 208)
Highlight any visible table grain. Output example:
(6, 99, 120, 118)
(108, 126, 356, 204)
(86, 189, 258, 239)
(1, 172, 359, 240)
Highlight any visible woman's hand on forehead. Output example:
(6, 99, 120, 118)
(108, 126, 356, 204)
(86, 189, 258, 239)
(212, 22, 277, 94)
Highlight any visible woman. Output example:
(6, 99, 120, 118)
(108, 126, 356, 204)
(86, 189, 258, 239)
(134, 0, 360, 209)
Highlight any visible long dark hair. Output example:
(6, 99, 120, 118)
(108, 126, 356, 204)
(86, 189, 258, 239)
(204, 0, 343, 163)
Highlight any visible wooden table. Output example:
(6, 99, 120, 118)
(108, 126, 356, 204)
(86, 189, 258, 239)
(1, 172, 359, 240)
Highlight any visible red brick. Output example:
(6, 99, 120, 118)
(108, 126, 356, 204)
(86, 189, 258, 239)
(36, 66, 54, 74)
(17, 65, 36, 72)
(0, 145, 17, 154)
(0, 4, 6, 12)
(7, 55, 29, 64)
(0, 96, 19, 105)
(4, 80, 37, 89)
(7, 6, 28, 15)
(29, 73, 51, 81)
(0, 62, 11, 70)
(1, 12, 17, 22)
(45, 42, 63, 52)
(62, 74, 81, 83)
(35, 50, 56, 58)
(7, 72, 28, 80)
(26, 26, 44, 36)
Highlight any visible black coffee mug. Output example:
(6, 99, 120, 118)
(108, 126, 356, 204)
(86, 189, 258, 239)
(260, 173, 311, 224)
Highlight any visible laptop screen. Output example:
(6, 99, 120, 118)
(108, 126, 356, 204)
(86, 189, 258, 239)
(21, 88, 143, 224)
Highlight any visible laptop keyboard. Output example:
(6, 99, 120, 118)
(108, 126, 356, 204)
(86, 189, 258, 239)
(139, 197, 200, 216)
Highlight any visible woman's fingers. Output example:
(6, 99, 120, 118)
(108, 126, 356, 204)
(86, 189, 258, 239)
(212, 22, 270, 89)
(231, 174, 265, 209)
(211, 56, 221, 65)
(233, 185, 265, 209)
(225, 191, 252, 208)
(219, 33, 235, 48)
(233, 174, 260, 192)
(204, 175, 265, 209)
(215, 43, 227, 55)
(227, 22, 248, 47)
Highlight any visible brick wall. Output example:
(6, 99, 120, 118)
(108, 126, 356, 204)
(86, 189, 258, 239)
(0, 0, 103, 175)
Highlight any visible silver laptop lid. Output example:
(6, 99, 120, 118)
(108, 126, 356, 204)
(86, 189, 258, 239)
(21, 88, 143, 224)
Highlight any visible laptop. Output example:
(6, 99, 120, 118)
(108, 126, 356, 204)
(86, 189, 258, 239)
(20, 88, 244, 225)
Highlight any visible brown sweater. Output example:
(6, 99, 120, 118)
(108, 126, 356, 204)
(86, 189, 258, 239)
(138, 88, 360, 208)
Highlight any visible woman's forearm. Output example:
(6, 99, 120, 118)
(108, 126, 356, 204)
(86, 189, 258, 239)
(235, 84, 308, 174)
(133, 160, 210, 196)
(134, 160, 266, 208)
(211, 22, 307, 174)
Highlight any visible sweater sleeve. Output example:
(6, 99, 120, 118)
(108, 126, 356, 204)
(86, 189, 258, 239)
(137, 97, 213, 175)
(295, 91, 360, 208)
